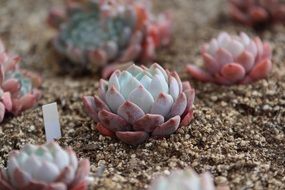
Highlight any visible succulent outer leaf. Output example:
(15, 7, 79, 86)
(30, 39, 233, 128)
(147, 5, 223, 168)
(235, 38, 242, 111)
(170, 71, 182, 93)
(229, 3, 250, 24)
(186, 65, 212, 82)
(2, 79, 20, 93)
(133, 114, 164, 132)
(55, 166, 75, 186)
(20, 181, 47, 190)
(96, 123, 115, 137)
(180, 109, 194, 126)
(116, 131, 149, 145)
(102, 41, 118, 60)
(0, 65, 4, 85)
(108, 70, 121, 91)
(202, 53, 220, 74)
(169, 92, 187, 118)
(117, 101, 145, 124)
(245, 40, 257, 58)
(128, 85, 154, 113)
(67, 47, 84, 64)
(254, 37, 264, 61)
(236, 51, 254, 72)
(98, 109, 129, 132)
(119, 44, 142, 63)
(16, 94, 37, 111)
(140, 36, 155, 63)
(182, 81, 192, 92)
(0, 102, 6, 123)
(220, 63, 246, 83)
(248, 59, 272, 81)
(98, 79, 108, 100)
(88, 50, 107, 67)
(215, 48, 234, 66)
(261, 42, 272, 60)
(249, 7, 269, 22)
(82, 96, 99, 122)
(150, 93, 173, 117)
(70, 159, 90, 189)
(0, 169, 13, 190)
(105, 85, 125, 113)
(200, 172, 215, 190)
(151, 116, 180, 137)
(13, 167, 32, 188)
(70, 180, 88, 190)
(184, 88, 195, 110)
(168, 76, 179, 100)
(94, 96, 110, 112)
(2, 92, 12, 112)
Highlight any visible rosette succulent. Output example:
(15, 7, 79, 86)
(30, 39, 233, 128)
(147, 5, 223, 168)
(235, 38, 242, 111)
(0, 142, 90, 190)
(48, 0, 171, 74)
(83, 63, 195, 145)
(0, 41, 41, 123)
(229, 0, 285, 27)
(187, 32, 272, 85)
(149, 168, 229, 190)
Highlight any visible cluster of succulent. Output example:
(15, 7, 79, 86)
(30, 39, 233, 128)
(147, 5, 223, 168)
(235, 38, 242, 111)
(229, 0, 285, 27)
(187, 32, 272, 85)
(48, 0, 171, 75)
(149, 168, 229, 190)
(0, 142, 90, 190)
(0, 41, 41, 123)
(83, 63, 195, 145)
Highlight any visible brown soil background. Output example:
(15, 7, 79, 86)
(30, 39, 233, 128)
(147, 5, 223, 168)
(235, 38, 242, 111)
(0, 0, 285, 189)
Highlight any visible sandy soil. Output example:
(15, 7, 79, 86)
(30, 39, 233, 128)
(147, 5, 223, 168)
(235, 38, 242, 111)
(0, 0, 284, 189)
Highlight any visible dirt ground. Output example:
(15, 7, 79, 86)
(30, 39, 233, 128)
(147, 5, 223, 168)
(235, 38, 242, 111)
(0, 0, 284, 189)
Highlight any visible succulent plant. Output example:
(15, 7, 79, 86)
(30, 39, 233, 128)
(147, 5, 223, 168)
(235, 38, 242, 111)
(0, 142, 90, 190)
(149, 168, 229, 190)
(48, 0, 171, 74)
(0, 41, 41, 123)
(229, 0, 285, 27)
(187, 32, 272, 85)
(83, 63, 195, 145)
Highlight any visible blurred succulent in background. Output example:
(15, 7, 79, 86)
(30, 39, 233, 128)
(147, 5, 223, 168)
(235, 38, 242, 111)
(187, 32, 272, 85)
(48, 0, 171, 76)
(149, 168, 229, 190)
(229, 0, 285, 27)
(0, 41, 41, 123)
(0, 142, 90, 190)
(83, 63, 195, 145)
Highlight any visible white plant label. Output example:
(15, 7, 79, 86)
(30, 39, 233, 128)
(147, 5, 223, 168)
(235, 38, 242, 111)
(42, 102, 62, 142)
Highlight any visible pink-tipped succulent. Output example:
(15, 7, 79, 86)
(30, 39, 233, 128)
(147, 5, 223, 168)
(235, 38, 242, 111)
(229, 0, 285, 27)
(83, 63, 195, 145)
(0, 41, 41, 123)
(187, 32, 272, 85)
(149, 168, 229, 190)
(0, 142, 90, 190)
(48, 0, 171, 74)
